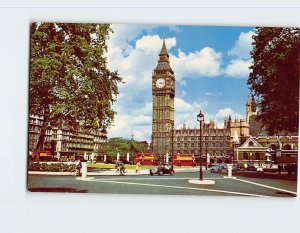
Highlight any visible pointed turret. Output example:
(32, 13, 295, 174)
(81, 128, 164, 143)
(246, 95, 251, 106)
(155, 39, 173, 71)
(182, 121, 186, 130)
(159, 38, 169, 56)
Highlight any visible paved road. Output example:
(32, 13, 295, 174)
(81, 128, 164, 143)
(28, 170, 297, 197)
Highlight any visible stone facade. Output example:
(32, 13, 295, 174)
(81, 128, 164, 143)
(28, 114, 107, 159)
(173, 121, 232, 163)
(152, 39, 175, 156)
(235, 135, 298, 165)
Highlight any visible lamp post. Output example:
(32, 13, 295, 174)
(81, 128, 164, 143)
(171, 125, 174, 168)
(197, 110, 204, 181)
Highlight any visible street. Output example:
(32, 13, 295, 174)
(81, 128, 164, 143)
(28, 170, 297, 197)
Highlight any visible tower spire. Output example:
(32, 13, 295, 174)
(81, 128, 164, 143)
(246, 95, 251, 106)
(159, 38, 169, 56)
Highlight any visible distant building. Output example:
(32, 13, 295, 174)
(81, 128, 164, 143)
(173, 121, 232, 164)
(28, 114, 107, 159)
(233, 96, 298, 165)
(235, 135, 298, 165)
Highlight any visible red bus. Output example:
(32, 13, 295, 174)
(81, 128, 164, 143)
(173, 154, 196, 166)
(135, 153, 156, 165)
(30, 150, 52, 160)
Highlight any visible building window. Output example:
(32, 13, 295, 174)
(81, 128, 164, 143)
(249, 141, 254, 147)
(243, 153, 248, 160)
(255, 153, 260, 160)
(283, 144, 291, 150)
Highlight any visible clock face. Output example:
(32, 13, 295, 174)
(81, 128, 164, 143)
(156, 78, 165, 88)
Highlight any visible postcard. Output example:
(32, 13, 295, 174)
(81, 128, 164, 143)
(27, 23, 299, 197)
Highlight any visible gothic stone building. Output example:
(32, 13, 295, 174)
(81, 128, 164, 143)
(151, 39, 175, 156)
(174, 121, 232, 163)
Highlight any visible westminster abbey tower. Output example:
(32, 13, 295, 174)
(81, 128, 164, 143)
(151, 39, 175, 156)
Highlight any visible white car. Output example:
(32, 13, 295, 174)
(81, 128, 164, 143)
(256, 166, 264, 172)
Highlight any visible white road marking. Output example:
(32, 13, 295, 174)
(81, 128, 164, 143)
(91, 179, 270, 197)
(91, 177, 225, 181)
(235, 178, 297, 196)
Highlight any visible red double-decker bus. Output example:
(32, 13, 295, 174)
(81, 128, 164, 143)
(173, 154, 196, 166)
(135, 153, 156, 165)
(30, 150, 52, 160)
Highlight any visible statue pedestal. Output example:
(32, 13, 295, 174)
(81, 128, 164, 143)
(223, 164, 236, 179)
(188, 179, 215, 185)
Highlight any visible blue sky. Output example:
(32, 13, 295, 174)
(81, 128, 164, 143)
(106, 24, 255, 142)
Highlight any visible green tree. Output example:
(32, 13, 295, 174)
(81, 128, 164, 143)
(248, 27, 300, 135)
(103, 137, 146, 159)
(30, 23, 122, 150)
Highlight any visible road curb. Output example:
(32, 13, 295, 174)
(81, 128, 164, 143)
(28, 168, 200, 176)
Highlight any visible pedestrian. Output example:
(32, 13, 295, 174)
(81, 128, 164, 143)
(287, 164, 292, 177)
(278, 164, 282, 175)
(75, 159, 82, 176)
(136, 161, 141, 173)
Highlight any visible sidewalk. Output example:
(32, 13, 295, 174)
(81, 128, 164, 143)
(28, 167, 200, 176)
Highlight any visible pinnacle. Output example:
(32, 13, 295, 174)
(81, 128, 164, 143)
(159, 38, 168, 56)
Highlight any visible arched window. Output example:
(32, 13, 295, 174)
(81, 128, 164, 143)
(249, 141, 254, 147)
(243, 153, 248, 160)
(283, 144, 292, 150)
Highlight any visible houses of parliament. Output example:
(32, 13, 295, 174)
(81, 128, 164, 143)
(151, 40, 298, 164)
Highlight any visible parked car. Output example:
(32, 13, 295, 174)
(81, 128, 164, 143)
(236, 163, 246, 171)
(221, 163, 228, 170)
(150, 165, 174, 176)
(210, 164, 222, 173)
(247, 163, 256, 171)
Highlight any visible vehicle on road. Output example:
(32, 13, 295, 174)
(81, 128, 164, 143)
(234, 163, 246, 171)
(221, 163, 228, 170)
(247, 163, 256, 171)
(210, 164, 222, 173)
(150, 165, 174, 176)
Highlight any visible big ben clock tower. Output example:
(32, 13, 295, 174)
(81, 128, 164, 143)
(152, 39, 175, 156)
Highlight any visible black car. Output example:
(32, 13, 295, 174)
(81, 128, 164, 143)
(150, 165, 175, 176)
(234, 163, 246, 171)
(246, 163, 256, 171)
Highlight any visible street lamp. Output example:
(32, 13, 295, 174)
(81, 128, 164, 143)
(171, 125, 174, 168)
(197, 110, 204, 181)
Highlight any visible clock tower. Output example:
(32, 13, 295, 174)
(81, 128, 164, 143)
(152, 39, 175, 156)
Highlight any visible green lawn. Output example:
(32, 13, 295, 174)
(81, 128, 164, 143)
(87, 163, 155, 170)
(87, 163, 196, 170)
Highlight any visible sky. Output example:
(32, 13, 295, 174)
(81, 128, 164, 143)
(105, 24, 255, 142)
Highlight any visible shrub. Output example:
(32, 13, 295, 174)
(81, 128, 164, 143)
(28, 162, 76, 172)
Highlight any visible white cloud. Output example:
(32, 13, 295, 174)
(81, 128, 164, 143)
(174, 97, 208, 129)
(224, 59, 252, 78)
(216, 107, 243, 121)
(109, 113, 152, 140)
(107, 33, 176, 89)
(171, 47, 222, 82)
(228, 30, 255, 59)
(224, 30, 254, 78)
(205, 92, 216, 96)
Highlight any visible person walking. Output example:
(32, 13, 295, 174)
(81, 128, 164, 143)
(136, 161, 141, 173)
